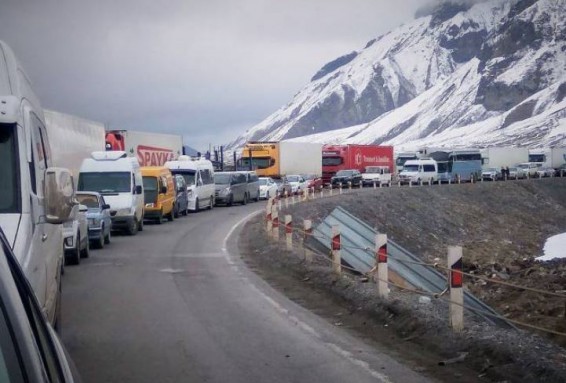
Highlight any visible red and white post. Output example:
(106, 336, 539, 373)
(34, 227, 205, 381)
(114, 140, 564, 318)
(331, 225, 341, 274)
(285, 215, 293, 251)
(266, 198, 273, 233)
(303, 219, 313, 263)
(271, 205, 279, 241)
(448, 246, 464, 332)
(376, 234, 388, 299)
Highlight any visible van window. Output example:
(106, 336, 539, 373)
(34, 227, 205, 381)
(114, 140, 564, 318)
(236, 174, 247, 184)
(172, 170, 195, 186)
(0, 124, 20, 213)
(30, 113, 48, 196)
(214, 173, 231, 185)
(423, 164, 436, 172)
(250, 173, 258, 182)
(200, 169, 213, 185)
(79, 172, 131, 193)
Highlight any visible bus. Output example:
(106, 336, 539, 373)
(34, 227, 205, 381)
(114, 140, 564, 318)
(430, 149, 482, 183)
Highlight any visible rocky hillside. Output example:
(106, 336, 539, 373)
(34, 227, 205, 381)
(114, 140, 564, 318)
(229, 0, 566, 150)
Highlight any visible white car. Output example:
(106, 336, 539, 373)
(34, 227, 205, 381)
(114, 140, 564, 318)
(517, 162, 538, 177)
(259, 177, 278, 199)
(63, 204, 90, 266)
(507, 166, 525, 179)
(362, 166, 392, 187)
(285, 174, 308, 194)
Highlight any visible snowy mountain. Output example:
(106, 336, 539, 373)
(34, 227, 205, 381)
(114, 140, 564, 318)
(228, 0, 566, 151)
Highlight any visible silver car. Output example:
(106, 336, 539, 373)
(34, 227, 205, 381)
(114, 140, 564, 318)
(214, 172, 249, 206)
(77, 192, 112, 249)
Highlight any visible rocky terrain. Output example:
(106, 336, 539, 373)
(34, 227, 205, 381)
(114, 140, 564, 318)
(239, 177, 566, 382)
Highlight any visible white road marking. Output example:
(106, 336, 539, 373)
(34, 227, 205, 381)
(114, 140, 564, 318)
(159, 268, 185, 274)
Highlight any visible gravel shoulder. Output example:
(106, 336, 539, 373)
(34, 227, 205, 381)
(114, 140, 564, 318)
(239, 178, 566, 382)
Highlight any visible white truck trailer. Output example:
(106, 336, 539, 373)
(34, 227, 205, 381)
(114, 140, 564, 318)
(0, 41, 75, 326)
(480, 147, 529, 169)
(528, 148, 566, 168)
(105, 129, 183, 166)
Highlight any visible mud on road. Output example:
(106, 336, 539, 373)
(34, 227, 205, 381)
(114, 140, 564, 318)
(239, 178, 566, 382)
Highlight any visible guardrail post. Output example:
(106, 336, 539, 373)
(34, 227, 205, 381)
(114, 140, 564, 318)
(319, 187, 323, 199)
(526, 172, 530, 179)
(329, 185, 333, 196)
(266, 199, 273, 233)
(348, 181, 352, 191)
(277, 196, 282, 210)
(376, 234, 388, 299)
(448, 246, 464, 332)
(398, 180, 401, 187)
(303, 219, 313, 263)
(420, 179, 423, 186)
(339, 183, 343, 194)
(331, 225, 341, 274)
(271, 206, 279, 241)
(409, 180, 413, 188)
(285, 190, 289, 208)
(373, 180, 377, 189)
(429, 179, 432, 186)
(285, 215, 293, 251)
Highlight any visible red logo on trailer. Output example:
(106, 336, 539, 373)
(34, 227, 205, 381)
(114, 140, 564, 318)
(137, 145, 175, 166)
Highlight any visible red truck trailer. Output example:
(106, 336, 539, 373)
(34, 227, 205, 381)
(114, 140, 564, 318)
(105, 130, 183, 166)
(322, 144, 394, 184)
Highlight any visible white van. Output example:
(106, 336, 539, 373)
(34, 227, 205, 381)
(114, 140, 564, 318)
(0, 40, 75, 326)
(165, 156, 215, 211)
(78, 151, 145, 235)
(399, 158, 438, 184)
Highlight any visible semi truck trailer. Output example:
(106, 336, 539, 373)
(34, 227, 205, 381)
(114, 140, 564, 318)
(322, 144, 394, 183)
(105, 129, 183, 166)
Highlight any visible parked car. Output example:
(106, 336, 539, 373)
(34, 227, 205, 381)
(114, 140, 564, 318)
(481, 167, 501, 181)
(239, 171, 260, 202)
(0, 226, 81, 382)
(286, 174, 308, 194)
(302, 174, 323, 191)
(507, 166, 525, 179)
(516, 162, 538, 178)
(277, 177, 293, 197)
(536, 167, 555, 178)
(76, 192, 112, 249)
(331, 169, 363, 188)
(214, 172, 248, 206)
(361, 166, 392, 187)
(259, 177, 278, 199)
(555, 163, 566, 177)
(173, 174, 189, 217)
(63, 204, 89, 265)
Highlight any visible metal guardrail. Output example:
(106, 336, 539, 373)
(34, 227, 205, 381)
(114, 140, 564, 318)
(313, 206, 515, 329)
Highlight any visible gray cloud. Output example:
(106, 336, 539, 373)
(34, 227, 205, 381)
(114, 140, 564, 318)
(0, 0, 431, 150)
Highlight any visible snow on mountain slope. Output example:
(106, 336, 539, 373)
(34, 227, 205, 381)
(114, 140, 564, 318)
(228, 0, 566, 150)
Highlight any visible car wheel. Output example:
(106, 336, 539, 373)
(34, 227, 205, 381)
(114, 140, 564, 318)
(138, 216, 144, 231)
(227, 194, 233, 206)
(174, 204, 179, 218)
(182, 203, 188, 216)
(208, 196, 214, 210)
(255, 191, 260, 202)
(242, 193, 248, 205)
(266, 191, 270, 199)
(168, 208, 175, 222)
(65, 242, 80, 266)
(127, 218, 139, 235)
(94, 227, 105, 249)
(195, 198, 200, 212)
(80, 236, 90, 258)
(104, 227, 111, 245)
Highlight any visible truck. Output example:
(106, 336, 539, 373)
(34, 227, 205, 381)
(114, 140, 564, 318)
(394, 151, 419, 173)
(105, 129, 183, 166)
(528, 148, 566, 169)
(238, 141, 322, 178)
(480, 147, 529, 170)
(322, 144, 394, 184)
(0, 40, 75, 326)
(44, 110, 106, 264)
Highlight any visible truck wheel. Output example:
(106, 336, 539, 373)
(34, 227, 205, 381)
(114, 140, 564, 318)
(104, 227, 111, 245)
(80, 236, 90, 258)
(127, 218, 139, 235)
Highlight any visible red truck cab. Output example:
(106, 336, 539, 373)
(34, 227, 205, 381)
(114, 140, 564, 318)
(322, 144, 394, 184)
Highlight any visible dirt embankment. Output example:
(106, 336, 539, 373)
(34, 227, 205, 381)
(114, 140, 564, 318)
(239, 178, 566, 382)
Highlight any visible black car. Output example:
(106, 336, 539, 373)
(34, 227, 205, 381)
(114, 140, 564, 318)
(0, 227, 81, 382)
(330, 169, 363, 188)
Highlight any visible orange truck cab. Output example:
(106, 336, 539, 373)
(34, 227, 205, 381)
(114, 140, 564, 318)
(141, 166, 176, 223)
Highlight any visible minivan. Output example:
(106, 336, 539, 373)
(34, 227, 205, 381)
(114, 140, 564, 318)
(238, 171, 260, 202)
(165, 156, 215, 211)
(78, 151, 145, 235)
(214, 172, 248, 206)
(399, 158, 438, 184)
(141, 166, 176, 223)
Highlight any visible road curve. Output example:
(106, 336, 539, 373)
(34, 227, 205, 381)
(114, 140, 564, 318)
(61, 202, 432, 383)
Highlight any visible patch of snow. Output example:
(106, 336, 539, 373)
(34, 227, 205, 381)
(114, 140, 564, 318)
(536, 233, 566, 262)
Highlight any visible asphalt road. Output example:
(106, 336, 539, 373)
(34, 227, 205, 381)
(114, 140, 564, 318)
(61, 202, 432, 383)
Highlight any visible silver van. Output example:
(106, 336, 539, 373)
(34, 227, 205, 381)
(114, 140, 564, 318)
(214, 172, 248, 206)
(238, 171, 260, 202)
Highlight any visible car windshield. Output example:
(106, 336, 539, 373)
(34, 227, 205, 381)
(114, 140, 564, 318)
(239, 157, 273, 169)
(287, 175, 300, 182)
(517, 164, 529, 169)
(170, 170, 196, 186)
(78, 172, 131, 193)
(76, 194, 100, 209)
(365, 167, 381, 173)
(214, 173, 232, 185)
(485, 168, 497, 172)
(402, 165, 418, 172)
(335, 170, 354, 176)
(0, 124, 20, 214)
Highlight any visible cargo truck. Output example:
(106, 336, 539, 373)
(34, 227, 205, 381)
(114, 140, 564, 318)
(480, 147, 528, 170)
(105, 129, 183, 166)
(0, 41, 75, 326)
(238, 141, 322, 178)
(322, 144, 394, 184)
(44, 110, 106, 264)
(528, 148, 566, 168)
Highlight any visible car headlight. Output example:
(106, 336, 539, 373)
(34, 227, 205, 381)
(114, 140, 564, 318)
(145, 203, 155, 208)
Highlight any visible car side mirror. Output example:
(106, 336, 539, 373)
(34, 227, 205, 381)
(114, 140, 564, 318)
(135, 185, 143, 194)
(102, 204, 111, 210)
(160, 186, 168, 194)
(44, 167, 75, 224)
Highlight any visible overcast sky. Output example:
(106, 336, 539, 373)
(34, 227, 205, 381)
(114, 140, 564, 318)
(0, 0, 431, 151)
